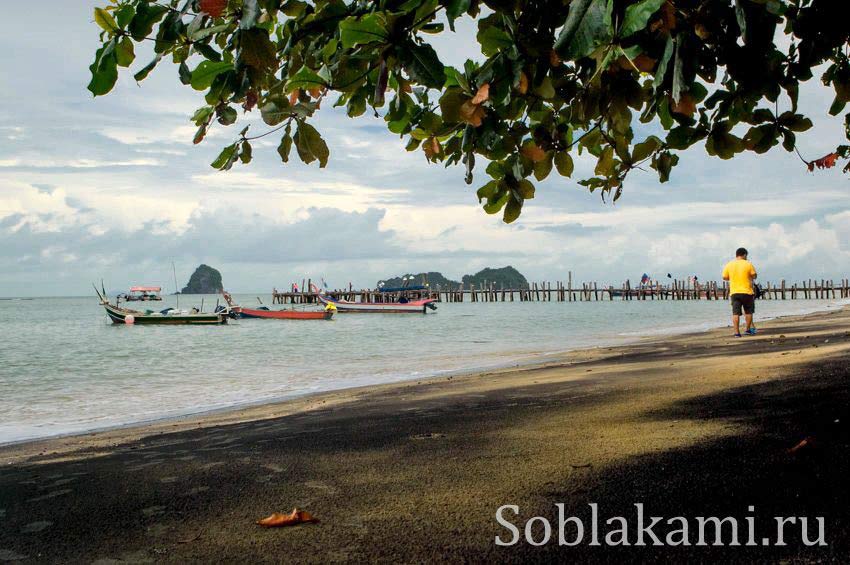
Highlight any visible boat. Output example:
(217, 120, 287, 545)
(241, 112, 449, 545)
(315, 289, 437, 314)
(95, 285, 227, 325)
(121, 286, 163, 301)
(221, 292, 333, 320)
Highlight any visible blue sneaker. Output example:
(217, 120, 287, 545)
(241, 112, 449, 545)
(734, 333, 742, 338)
(746, 328, 757, 336)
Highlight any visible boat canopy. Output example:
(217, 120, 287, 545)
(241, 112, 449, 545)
(130, 286, 161, 292)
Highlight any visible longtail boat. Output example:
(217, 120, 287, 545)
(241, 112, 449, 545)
(222, 292, 333, 320)
(122, 286, 163, 301)
(316, 290, 437, 314)
(95, 285, 227, 325)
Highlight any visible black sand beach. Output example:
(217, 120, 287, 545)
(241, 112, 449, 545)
(1, 308, 849, 563)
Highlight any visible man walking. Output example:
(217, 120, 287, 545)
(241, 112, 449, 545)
(722, 247, 758, 337)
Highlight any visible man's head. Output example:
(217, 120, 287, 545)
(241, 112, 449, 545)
(736, 247, 748, 259)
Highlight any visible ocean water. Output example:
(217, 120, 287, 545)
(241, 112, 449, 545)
(0, 294, 846, 445)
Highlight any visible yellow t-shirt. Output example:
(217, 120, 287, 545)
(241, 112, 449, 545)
(722, 259, 756, 295)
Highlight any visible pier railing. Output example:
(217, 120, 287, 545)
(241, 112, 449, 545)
(271, 278, 850, 304)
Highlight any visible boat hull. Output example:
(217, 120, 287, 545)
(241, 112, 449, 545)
(239, 307, 333, 320)
(103, 303, 227, 325)
(317, 294, 436, 313)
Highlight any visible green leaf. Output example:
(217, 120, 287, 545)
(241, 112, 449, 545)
(483, 191, 509, 214)
(734, 0, 747, 43)
(116, 37, 135, 68)
(553, 0, 613, 60)
(533, 154, 553, 181)
(778, 111, 813, 132)
(339, 14, 389, 48)
(554, 151, 574, 177)
(211, 143, 239, 170)
(277, 132, 293, 163)
(240, 28, 278, 70)
(476, 180, 500, 202)
(238, 141, 252, 164)
(179, 61, 192, 85)
(128, 3, 167, 41)
(477, 25, 512, 57)
(260, 96, 291, 126)
(190, 61, 234, 90)
(503, 195, 522, 223)
(620, 0, 665, 38)
(285, 66, 327, 92)
(294, 122, 329, 167)
(190, 23, 230, 41)
(87, 41, 118, 96)
(671, 38, 684, 104)
(240, 0, 260, 30)
(516, 179, 536, 199)
(631, 136, 661, 162)
(446, 0, 471, 29)
(439, 88, 467, 123)
(654, 35, 673, 88)
(133, 53, 163, 82)
(401, 42, 446, 89)
(94, 7, 119, 34)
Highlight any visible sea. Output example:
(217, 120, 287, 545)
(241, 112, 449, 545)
(0, 294, 847, 445)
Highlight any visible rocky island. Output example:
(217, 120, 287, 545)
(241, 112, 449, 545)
(181, 264, 224, 294)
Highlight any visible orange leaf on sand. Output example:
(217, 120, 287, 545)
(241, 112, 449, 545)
(289, 89, 300, 106)
(786, 436, 815, 455)
(807, 152, 839, 172)
(549, 50, 562, 67)
(471, 83, 490, 105)
(257, 508, 320, 528)
(199, 0, 226, 18)
(459, 100, 485, 127)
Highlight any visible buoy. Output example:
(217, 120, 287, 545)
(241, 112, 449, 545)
(125, 315, 135, 325)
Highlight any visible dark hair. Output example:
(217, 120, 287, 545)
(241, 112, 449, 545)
(736, 247, 748, 257)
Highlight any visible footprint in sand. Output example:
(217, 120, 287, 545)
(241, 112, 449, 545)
(0, 549, 29, 561)
(28, 489, 72, 503)
(145, 523, 170, 538)
(304, 481, 337, 494)
(199, 462, 224, 471)
(141, 505, 166, 517)
(92, 550, 154, 564)
(180, 486, 209, 497)
(43, 477, 76, 489)
(262, 463, 286, 473)
(159, 477, 178, 484)
(21, 521, 52, 533)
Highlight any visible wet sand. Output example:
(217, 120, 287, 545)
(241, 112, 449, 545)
(1, 307, 849, 563)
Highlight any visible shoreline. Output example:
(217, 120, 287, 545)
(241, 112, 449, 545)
(1, 305, 849, 560)
(3, 298, 847, 450)
(2, 304, 847, 464)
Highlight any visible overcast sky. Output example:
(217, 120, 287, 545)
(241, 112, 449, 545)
(1, 2, 848, 296)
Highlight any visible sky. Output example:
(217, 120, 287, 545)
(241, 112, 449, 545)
(0, 2, 848, 296)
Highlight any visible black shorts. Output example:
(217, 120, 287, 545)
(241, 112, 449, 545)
(731, 293, 755, 315)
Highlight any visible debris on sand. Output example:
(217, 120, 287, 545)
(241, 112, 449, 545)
(257, 508, 319, 528)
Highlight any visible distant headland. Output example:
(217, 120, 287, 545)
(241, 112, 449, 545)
(378, 266, 528, 290)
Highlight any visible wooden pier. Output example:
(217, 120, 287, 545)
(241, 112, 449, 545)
(272, 277, 850, 304)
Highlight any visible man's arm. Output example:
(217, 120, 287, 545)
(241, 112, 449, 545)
(722, 264, 730, 281)
(750, 264, 757, 280)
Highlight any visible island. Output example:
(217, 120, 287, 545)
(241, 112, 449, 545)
(181, 264, 224, 294)
(378, 266, 528, 290)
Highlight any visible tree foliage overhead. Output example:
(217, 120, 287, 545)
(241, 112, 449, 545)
(89, 0, 850, 222)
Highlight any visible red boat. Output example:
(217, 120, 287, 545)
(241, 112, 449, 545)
(239, 306, 333, 320)
(221, 291, 333, 320)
